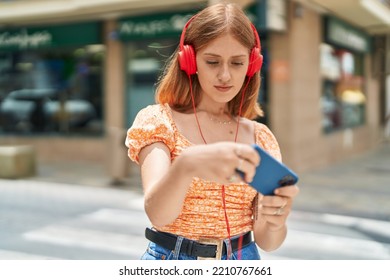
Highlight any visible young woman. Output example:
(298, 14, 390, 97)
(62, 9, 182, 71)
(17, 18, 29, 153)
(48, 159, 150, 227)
(125, 2, 299, 260)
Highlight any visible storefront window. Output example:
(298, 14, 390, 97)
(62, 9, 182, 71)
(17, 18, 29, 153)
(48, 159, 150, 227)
(125, 40, 176, 127)
(320, 43, 366, 133)
(0, 45, 105, 135)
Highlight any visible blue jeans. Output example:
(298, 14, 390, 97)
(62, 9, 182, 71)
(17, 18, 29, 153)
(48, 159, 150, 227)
(141, 236, 261, 260)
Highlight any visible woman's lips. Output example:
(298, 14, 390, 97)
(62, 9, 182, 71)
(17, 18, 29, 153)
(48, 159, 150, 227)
(214, 85, 233, 92)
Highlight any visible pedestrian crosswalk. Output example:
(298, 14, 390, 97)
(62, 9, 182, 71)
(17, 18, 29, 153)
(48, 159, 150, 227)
(0, 249, 58, 260)
(1, 179, 389, 260)
(6, 208, 389, 260)
(23, 224, 147, 257)
(20, 204, 151, 260)
(263, 211, 390, 260)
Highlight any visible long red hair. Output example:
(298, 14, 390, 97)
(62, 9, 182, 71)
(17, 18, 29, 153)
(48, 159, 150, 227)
(156, 3, 263, 119)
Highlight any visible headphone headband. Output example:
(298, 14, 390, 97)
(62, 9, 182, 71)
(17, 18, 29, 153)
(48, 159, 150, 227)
(179, 15, 196, 51)
(250, 22, 261, 52)
(178, 15, 263, 77)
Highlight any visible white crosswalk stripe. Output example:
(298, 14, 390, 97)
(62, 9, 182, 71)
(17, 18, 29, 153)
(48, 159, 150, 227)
(81, 208, 149, 227)
(0, 249, 59, 260)
(271, 229, 390, 259)
(23, 225, 148, 257)
(20, 207, 150, 259)
(261, 211, 390, 260)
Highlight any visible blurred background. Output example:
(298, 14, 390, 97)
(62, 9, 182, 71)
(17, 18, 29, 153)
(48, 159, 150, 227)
(0, 0, 389, 260)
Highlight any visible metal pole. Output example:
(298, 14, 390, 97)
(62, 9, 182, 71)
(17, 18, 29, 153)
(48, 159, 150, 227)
(385, 34, 390, 138)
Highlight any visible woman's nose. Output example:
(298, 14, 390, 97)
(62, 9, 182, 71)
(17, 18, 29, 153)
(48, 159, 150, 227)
(217, 64, 231, 82)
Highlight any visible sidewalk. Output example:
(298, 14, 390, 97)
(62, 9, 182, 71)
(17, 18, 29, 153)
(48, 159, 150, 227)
(27, 141, 390, 221)
(29, 159, 143, 193)
(294, 141, 390, 221)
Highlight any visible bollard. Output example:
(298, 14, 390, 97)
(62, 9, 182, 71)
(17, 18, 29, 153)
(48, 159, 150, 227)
(106, 127, 128, 185)
(0, 145, 36, 179)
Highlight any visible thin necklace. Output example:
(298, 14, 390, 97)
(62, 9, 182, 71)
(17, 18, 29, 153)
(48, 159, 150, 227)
(208, 113, 234, 125)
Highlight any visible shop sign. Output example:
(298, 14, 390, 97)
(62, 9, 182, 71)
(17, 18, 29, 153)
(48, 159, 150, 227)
(118, 5, 263, 41)
(325, 16, 371, 53)
(0, 22, 101, 51)
(119, 10, 200, 40)
(0, 29, 52, 50)
(118, 4, 267, 41)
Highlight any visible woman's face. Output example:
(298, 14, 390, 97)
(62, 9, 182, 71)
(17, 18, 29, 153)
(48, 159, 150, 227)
(196, 33, 249, 109)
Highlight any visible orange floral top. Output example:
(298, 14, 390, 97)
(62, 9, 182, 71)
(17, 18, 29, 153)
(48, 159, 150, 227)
(125, 103, 281, 240)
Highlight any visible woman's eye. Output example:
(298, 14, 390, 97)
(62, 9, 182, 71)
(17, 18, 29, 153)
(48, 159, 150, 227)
(205, 60, 244, 66)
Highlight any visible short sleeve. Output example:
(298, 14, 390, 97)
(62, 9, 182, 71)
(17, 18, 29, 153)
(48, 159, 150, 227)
(254, 122, 282, 161)
(125, 104, 175, 163)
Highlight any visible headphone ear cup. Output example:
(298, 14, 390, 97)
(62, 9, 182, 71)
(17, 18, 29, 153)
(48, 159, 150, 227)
(178, 44, 197, 75)
(247, 47, 263, 77)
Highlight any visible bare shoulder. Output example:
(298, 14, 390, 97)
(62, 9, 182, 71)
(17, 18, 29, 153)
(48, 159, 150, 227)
(235, 117, 256, 144)
(239, 117, 255, 131)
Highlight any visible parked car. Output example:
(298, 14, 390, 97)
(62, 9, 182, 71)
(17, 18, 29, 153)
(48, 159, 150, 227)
(0, 88, 96, 132)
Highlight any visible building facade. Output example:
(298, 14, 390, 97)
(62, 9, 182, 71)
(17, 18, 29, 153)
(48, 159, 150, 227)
(0, 0, 389, 178)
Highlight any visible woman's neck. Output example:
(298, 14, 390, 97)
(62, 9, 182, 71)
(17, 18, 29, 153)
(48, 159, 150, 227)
(197, 100, 229, 116)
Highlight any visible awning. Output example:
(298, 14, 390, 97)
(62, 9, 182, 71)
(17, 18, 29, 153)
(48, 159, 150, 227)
(0, 0, 205, 27)
(300, 0, 390, 34)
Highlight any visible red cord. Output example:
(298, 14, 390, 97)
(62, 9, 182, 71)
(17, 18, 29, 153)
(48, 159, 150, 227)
(221, 185, 232, 258)
(188, 74, 251, 260)
(188, 76, 208, 144)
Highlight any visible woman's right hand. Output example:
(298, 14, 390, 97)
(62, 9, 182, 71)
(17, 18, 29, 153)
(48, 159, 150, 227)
(177, 142, 260, 184)
(139, 141, 260, 227)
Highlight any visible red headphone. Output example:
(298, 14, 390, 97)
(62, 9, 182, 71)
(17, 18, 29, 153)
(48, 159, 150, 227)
(178, 16, 263, 77)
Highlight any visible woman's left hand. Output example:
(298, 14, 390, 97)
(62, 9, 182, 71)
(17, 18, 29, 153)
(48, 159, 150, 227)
(258, 184, 299, 231)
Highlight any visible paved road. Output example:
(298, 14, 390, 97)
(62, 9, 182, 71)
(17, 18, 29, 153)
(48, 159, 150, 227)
(294, 142, 390, 221)
(0, 180, 148, 260)
(1, 178, 389, 260)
